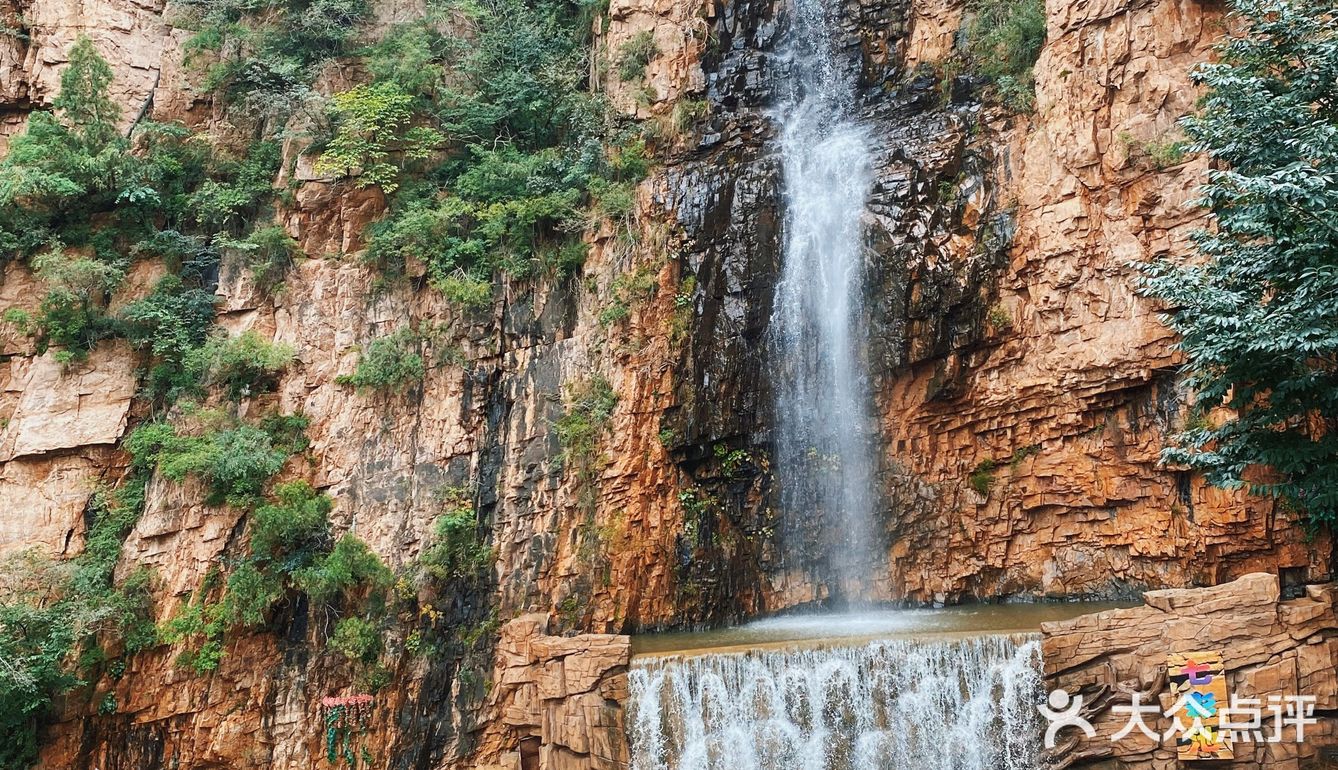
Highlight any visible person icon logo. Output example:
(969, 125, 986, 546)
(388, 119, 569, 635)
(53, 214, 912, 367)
(1039, 689, 1096, 748)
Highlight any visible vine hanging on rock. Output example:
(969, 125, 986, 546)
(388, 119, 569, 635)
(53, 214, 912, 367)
(321, 694, 374, 768)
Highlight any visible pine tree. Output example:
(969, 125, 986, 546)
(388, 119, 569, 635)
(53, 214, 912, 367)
(53, 36, 121, 150)
(0, 36, 127, 255)
(1141, 0, 1338, 523)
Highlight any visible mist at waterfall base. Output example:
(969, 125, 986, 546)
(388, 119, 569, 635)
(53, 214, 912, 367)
(628, 635, 1045, 770)
(768, 0, 879, 601)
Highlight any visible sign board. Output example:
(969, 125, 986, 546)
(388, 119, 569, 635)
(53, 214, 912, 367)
(1167, 651, 1233, 761)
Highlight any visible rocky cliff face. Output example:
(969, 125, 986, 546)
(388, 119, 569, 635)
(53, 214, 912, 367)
(0, 0, 1330, 766)
(877, 0, 1329, 602)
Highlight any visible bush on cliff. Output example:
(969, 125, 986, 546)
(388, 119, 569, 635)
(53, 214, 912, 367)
(336, 327, 426, 393)
(418, 488, 493, 582)
(358, 0, 649, 300)
(1140, 0, 1338, 524)
(0, 481, 154, 770)
(0, 37, 283, 384)
(963, 0, 1046, 112)
(125, 410, 309, 507)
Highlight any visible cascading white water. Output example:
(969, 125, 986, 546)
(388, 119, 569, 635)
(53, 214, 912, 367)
(628, 636, 1045, 770)
(769, 0, 879, 595)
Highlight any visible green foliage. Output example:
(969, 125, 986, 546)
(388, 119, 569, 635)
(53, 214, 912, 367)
(125, 411, 308, 507)
(1139, 0, 1338, 524)
(364, 22, 457, 98)
(186, 330, 295, 401)
(615, 31, 658, 82)
(97, 693, 117, 715)
(968, 459, 996, 495)
(297, 534, 393, 606)
(53, 37, 120, 153)
(0, 39, 253, 260)
(418, 489, 492, 582)
(314, 82, 443, 192)
(0, 37, 280, 417)
(120, 275, 218, 394)
(337, 327, 425, 392)
(221, 224, 300, 288)
(162, 481, 385, 671)
(179, 0, 370, 105)
(964, 0, 1046, 112)
(247, 481, 333, 566)
(160, 481, 394, 672)
(0, 477, 151, 769)
(2, 308, 32, 334)
(0, 36, 125, 255)
(1119, 131, 1190, 171)
(361, 0, 649, 296)
(713, 444, 752, 478)
(554, 373, 617, 466)
(329, 616, 382, 662)
(0, 599, 77, 769)
(677, 487, 717, 542)
(158, 589, 227, 673)
(554, 373, 617, 511)
(672, 98, 708, 133)
(598, 264, 657, 326)
(25, 245, 125, 359)
(365, 144, 596, 290)
(186, 141, 281, 232)
(436, 272, 495, 308)
(222, 560, 284, 627)
(986, 303, 1013, 332)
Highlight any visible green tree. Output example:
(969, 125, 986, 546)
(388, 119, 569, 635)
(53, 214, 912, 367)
(53, 37, 121, 150)
(0, 37, 129, 256)
(1140, 0, 1338, 523)
(314, 82, 442, 192)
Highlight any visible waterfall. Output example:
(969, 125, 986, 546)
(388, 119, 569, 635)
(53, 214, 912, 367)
(769, 0, 879, 595)
(628, 635, 1045, 770)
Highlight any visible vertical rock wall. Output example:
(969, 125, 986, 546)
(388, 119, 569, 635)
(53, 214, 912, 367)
(875, 0, 1329, 602)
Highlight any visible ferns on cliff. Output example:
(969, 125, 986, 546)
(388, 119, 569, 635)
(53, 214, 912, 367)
(1139, 0, 1338, 525)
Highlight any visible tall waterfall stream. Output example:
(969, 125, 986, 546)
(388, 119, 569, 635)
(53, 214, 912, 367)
(768, 0, 878, 595)
(629, 0, 1050, 765)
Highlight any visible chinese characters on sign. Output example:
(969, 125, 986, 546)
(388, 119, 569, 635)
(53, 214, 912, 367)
(1166, 651, 1232, 760)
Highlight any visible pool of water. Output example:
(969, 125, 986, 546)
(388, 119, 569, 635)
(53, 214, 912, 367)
(631, 601, 1135, 657)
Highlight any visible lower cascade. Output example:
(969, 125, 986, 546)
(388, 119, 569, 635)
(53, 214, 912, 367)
(627, 635, 1044, 770)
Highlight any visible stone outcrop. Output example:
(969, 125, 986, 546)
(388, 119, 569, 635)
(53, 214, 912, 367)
(1042, 573, 1338, 769)
(875, 0, 1329, 605)
(482, 615, 630, 770)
